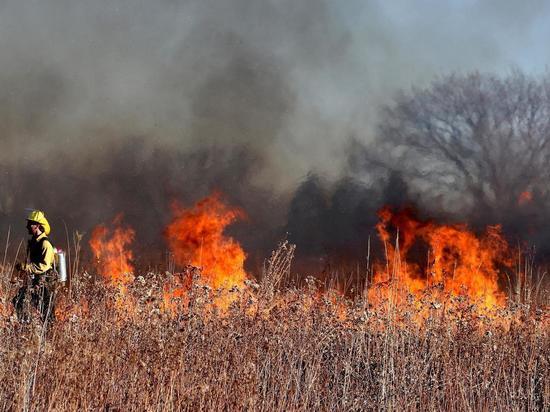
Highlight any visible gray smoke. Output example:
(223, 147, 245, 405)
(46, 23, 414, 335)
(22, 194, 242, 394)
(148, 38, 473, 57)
(1, 1, 550, 270)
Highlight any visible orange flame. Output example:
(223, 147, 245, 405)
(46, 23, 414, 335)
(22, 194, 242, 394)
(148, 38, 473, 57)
(161, 266, 195, 313)
(371, 207, 510, 309)
(165, 193, 247, 289)
(89, 214, 135, 285)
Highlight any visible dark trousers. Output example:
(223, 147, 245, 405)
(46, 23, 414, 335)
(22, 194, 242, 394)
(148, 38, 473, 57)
(12, 275, 55, 323)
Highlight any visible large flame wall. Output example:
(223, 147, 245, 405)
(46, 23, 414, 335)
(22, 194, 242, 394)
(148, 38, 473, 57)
(372, 207, 510, 308)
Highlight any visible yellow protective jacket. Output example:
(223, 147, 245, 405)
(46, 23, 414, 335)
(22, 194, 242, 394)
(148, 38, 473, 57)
(24, 233, 55, 276)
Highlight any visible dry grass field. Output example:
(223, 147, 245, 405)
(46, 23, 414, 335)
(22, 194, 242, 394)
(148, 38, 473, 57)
(0, 251, 548, 411)
(0, 198, 548, 411)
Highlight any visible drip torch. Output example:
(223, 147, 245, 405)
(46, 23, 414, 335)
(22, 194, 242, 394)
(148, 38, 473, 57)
(55, 248, 67, 282)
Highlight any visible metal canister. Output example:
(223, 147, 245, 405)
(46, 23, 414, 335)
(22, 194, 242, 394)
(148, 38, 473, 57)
(56, 249, 67, 282)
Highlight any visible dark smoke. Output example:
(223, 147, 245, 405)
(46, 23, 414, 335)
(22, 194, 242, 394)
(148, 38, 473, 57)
(2, 1, 550, 276)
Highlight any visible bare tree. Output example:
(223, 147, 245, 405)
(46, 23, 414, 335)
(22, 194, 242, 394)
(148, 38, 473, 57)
(375, 70, 550, 224)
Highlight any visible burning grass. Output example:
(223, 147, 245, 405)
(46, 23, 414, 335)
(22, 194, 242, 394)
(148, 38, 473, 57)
(0, 195, 548, 410)
(0, 259, 548, 411)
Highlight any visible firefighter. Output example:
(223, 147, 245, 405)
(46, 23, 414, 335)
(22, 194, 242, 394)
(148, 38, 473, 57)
(12, 210, 56, 323)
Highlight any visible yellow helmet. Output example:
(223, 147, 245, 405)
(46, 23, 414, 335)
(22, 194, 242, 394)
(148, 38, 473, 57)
(27, 210, 51, 236)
